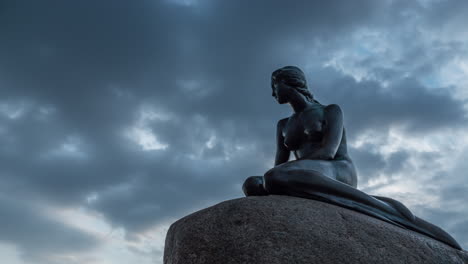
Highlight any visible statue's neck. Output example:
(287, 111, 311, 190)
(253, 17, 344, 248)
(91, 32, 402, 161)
(289, 92, 313, 113)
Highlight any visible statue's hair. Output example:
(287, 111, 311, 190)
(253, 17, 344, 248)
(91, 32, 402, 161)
(271, 66, 317, 103)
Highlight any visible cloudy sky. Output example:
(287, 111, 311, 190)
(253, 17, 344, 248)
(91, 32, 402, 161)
(1, 0, 468, 263)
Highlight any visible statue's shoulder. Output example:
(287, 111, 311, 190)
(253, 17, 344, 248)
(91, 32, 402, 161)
(324, 104, 343, 117)
(324, 103, 342, 111)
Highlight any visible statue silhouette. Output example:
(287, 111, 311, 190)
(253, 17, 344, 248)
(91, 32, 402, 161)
(242, 66, 461, 250)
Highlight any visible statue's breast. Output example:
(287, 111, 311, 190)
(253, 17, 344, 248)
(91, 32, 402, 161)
(304, 120, 324, 136)
(283, 117, 303, 150)
(283, 113, 324, 150)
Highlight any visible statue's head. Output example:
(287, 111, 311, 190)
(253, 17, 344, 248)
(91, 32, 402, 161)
(271, 66, 314, 104)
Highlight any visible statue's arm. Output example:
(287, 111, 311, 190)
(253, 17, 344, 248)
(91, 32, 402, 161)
(317, 104, 344, 160)
(275, 118, 290, 166)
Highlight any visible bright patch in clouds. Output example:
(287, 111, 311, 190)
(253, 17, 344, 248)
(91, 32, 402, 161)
(0, 101, 29, 119)
(127, 127, 169, 151)
(0, 243, 24, 264)
(52, 207, 169, 264)
(355, 126, 468, 211)
(125, 105, 171, 151)
(437, 58, 468, 99)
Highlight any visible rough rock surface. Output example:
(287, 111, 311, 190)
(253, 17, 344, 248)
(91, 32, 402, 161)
(164, 195, 468, 264)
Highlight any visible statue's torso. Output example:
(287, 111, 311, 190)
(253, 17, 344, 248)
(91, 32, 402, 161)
(281, 105, 349, 160)
(283, 107, 324, 150)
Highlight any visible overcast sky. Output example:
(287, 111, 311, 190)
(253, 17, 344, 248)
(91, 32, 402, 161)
(1, 0, 468, 263)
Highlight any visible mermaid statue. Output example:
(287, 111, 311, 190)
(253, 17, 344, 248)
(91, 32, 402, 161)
(242, 66, 461, 250)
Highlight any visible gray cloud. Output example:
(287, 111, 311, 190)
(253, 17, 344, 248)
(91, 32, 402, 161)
(0, 195, 99, 263)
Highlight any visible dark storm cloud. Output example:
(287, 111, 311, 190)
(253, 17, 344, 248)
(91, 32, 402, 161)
(1, 0, 468, 261)
(349, 145, 411, 185)
(313, 69, 467, 137)
(0, 0, 384, 219)
(422, 0, 468, 28)
(349, 147, 386, 182)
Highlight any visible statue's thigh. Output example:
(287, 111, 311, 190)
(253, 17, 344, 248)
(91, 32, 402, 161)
(276, 159, 336, 180)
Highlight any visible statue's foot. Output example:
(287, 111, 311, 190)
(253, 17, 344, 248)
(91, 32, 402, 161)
(242, 176, 268, 196)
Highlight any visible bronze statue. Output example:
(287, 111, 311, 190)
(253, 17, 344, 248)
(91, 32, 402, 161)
(242, 66, 461, 250)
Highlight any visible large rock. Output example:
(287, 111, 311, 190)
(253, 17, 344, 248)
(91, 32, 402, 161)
(164, 195, 468, 264)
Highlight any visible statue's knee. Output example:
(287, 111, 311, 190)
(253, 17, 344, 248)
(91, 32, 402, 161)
(242, 176, 267, 196)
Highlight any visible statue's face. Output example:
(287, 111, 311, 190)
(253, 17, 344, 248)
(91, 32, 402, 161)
(272, 80, 291, 104)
